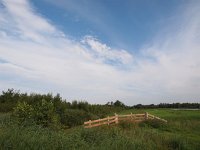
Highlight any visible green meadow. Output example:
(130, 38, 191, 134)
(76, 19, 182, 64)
(0, 109, 200, 150)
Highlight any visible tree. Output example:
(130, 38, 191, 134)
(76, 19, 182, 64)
(113, 100, 125, 107)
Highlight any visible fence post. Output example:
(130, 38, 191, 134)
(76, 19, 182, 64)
(107, 116, 110, 125)
(131, 112, 133, 120)
(133, 113, 135, 122)
(115, 113, 119, 124)
(89, 120, 92, 128)
(144, 112, 148, 120)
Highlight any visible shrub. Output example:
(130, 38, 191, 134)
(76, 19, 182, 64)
(33, 99, 59, 127)
(13, 101, 34, 123)
(13, 99, 59, 128)
(60, 109, 98, 128)
(0, 89, 20, 112)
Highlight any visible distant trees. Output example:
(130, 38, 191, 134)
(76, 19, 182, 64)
(0, 88, 21, 112)
(0, 88, 199, 128)
(106, 100, 126, 108)
(133, 103, 200, 109)
(113, 100, 125, 107)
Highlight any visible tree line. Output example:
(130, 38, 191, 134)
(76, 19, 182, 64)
(133, 103, 200, 109)
(0, 89, 125, 128)
(0, 89, 199, 128)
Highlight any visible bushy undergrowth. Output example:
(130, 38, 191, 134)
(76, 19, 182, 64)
(0, 89, 125, 128)
(0, 89, 200, 149)
(0, 117, 199, 150)
(139, 119, 167, 129)
(118, 120, 136, 129)
(13, 99, 60, 128)
(60, 109, 98, 128)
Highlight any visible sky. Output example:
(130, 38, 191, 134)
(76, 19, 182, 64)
(0, 0, 200, 105)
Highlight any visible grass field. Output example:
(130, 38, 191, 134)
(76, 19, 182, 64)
(0, 109, 200, 150)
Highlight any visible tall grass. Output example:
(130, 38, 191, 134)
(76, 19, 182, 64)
(0, 109, 200, 150)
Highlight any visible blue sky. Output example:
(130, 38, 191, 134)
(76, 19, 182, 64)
(32, 0, 182, 50)
(0, 0, 200, 105)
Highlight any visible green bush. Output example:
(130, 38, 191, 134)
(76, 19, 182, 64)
(0, 89, 20, 112)
(33, 99, 59, 128)
(13, 99, 59, 128)
(13, 101, 34, 123)
(60, 109, 98, 128)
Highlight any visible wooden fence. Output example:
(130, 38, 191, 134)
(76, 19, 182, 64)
(84, 112, 167, 128)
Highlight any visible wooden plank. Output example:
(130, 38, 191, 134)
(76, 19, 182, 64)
(135, 113, 145, 116)
(154, 116, 160, 120)
(118, 118, 144, 121)
(148, 117, 154, 119)
(85, 116, 116, 124)
(148, 115, 167, 123)
(84, 121, 91, 124)
(92, 118, 107, 123)
(118, 117, 130, 120)
(148, 114, 154, 117)
(85, 119, 117, 128)
(119, 114, 131, 117)
(134, 116, 144, 119)
(84, 117, 114, 124)
(109, 120, 116, 124)
(119, 116, 144, 119)
(107, 116, 116, 120)
(87, 119, 100, 124)
(118, 116, 144, 120)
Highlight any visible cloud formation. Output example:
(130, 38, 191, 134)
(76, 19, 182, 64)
(0, 0, 199, 104)
(82, 36, 133, 65)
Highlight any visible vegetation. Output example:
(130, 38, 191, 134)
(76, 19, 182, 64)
(0, 89, 200, 149)
(1, 109, 200, 150)
(0, 89, 125, 128)
(133, 103, 200, 109)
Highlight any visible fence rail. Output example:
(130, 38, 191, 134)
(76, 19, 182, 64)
(84, 112, 167, 128)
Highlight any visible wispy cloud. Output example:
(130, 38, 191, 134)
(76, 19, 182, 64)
(1, 0, 60, 42)
(82, 36, 133, 65)
(0, 0, 199, 104)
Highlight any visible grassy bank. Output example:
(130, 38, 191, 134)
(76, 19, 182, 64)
(0, 109, 200, 150)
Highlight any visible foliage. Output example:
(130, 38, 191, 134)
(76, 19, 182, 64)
(32, 99, 59, 127)
(1, 109, 200, 149)
(133, 103, 200, 109)
(0, 89, 125, 115)
(0, 89, 126, 128)
(13, 99, 59, 128)
(60, 109, 98, 127)
(13, 101, 34, 123)
(0, 89, 20, 112)
(0, 89, 200, 149)
(113, 100, 125, 107)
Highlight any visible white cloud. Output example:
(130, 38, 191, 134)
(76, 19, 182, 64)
(0, 0, 200, 105)
(1, 0, 60, 42)
(82, 36, 133, 65)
